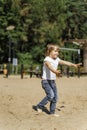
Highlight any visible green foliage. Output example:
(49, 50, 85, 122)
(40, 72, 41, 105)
(29, 0, 67, 44)
(30, 45, 45, 64)
(17, 52, 33, 65)
(0, 0, 86, 64)
(63, 0, 87, 39)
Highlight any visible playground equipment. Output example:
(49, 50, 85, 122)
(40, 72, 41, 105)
(65, 39, 87, 72)
(60, 47, 81, 77)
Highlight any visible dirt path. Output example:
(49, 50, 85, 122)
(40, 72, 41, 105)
(0, 75, 87, 130)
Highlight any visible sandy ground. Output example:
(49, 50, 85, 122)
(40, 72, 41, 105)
(0, 75, 87, 130)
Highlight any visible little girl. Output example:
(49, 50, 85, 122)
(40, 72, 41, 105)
(35, 44, 81, 116)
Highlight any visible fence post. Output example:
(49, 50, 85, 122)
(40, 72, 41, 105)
(21, 64, 24, 79)
(66, 66, 69, 78)
(78, 66, 80, 78)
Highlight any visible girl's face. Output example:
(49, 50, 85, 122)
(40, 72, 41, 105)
(49, 47, 59, 59)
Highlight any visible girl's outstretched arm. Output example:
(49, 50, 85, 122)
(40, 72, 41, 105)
(59, 60, 82, 68)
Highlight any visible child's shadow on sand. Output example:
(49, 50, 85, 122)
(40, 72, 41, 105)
(56, 106, 65, 111)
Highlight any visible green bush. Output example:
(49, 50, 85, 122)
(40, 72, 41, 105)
(17, 52, 33, 65)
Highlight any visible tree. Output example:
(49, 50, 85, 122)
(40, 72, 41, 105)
(0, 0, 87, 68)
(83, 43, 87, 72)
(27, 0, 67, 63)
(62, 0, 87, 72)
(62, 0, 87, 40)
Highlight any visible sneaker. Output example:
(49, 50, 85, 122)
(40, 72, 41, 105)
(37, 108, 42, 113)
(33, 105, 42, 113)
(51, 113, 60, 117)
(54, 113, 60, 117)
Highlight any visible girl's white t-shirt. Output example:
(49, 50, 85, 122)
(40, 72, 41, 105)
(42, 56, 61, 80)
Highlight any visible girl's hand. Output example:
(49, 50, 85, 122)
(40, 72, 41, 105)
(56, 70, 61, 77)
(74, 63, 82, 68)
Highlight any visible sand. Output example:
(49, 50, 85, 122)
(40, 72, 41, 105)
(0, 75, 87, 130)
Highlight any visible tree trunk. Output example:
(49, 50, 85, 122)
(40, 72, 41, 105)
(83, 44, 87, 72)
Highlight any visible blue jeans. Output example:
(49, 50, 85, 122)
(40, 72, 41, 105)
(37, 80, 58, 114)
